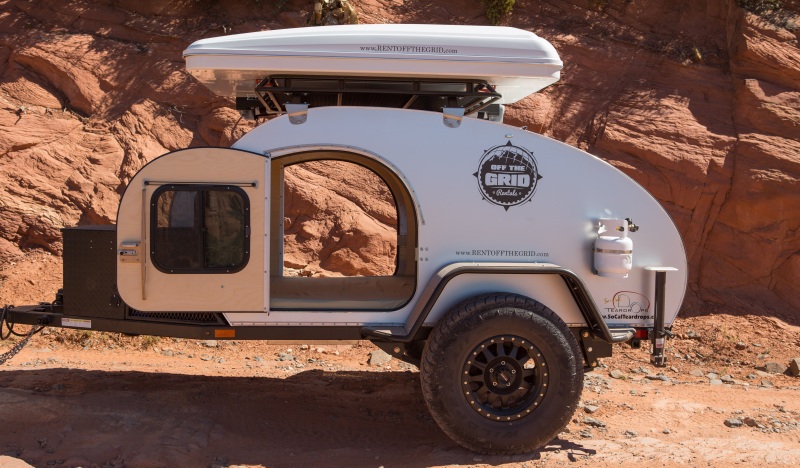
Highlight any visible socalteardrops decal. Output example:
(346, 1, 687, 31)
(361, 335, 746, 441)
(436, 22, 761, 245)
(474, 141, 542, 211)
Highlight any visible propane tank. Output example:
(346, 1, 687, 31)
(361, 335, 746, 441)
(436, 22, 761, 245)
(594, 218, 633, 278)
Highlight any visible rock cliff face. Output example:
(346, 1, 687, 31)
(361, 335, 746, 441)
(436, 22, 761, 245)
(0, 0, 797, 317)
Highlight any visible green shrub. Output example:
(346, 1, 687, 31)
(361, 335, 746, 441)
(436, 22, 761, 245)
(141, 335, 161, 350)
(483, 0, 516, 25)
(737, 0, 783, 14)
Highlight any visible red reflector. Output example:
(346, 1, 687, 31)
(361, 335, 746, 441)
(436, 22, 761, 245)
(215, 329, 235, 338)
(634, 329, 649, 339)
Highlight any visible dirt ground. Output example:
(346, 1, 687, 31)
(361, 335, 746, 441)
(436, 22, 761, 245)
(2, 253, 800, 468)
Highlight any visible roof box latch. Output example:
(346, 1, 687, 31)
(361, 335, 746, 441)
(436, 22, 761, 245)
(442, 107, 465, 129)
(285, 103, 309, 125)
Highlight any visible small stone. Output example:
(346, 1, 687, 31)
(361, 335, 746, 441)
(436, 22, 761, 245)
(706, 372, 719, 379)
(579, 430, 592, 438)
(584, 405, 600, 414)
(369, 349, 392, 366)
(762, 362, 788, 374)
(609, 370, 625, 379)
(686, 329, 698, 339)
(582, 417, 606, 428)
(743, 417, 758, 427)
(721, 375, 735, 384)
(761, 379, 774, 388)
(755, 370, 772, 378)
(735, 342, 747, 350)
(161, 349, 174, 357)
(315, 347, 326, 353)
(277, 353, 294, 362)
(254, 356, 264, 363)
(630, 390, 637, 395)
(746, 374, 757, 380)
(669, 366, 679, 373)
(689, 369, 704, 377)
(646, 374, 671, 382)
(662, 428, 671, 434)
(709, 379, 723, 385)
(217, 358, 225, 364)
(788, 358, 800, 377)
(300, 344, 309, 350)
(724, 418, 743, 428)
(623, 429, 637, 437)
(200, 354, 213, 361)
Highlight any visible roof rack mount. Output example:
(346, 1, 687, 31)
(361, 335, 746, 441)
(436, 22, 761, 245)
(235, 75, 502, 121)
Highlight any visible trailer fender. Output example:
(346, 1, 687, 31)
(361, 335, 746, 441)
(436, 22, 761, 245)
(362, 262, 634, 344)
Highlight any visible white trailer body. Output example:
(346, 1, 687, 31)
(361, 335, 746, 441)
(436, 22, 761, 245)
(115, 107, 686, 326)
(5, 24, 687, 455)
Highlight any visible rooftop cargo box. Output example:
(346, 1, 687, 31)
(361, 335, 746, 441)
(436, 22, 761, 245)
(183, 24, 563, 105)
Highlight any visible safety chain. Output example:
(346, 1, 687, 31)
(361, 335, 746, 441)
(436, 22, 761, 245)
(0, 305, 45, 366)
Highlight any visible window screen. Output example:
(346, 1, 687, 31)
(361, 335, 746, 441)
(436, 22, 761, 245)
(151, 186, 249, 273)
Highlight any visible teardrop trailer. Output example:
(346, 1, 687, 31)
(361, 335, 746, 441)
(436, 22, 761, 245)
(2, 24, 687, 454)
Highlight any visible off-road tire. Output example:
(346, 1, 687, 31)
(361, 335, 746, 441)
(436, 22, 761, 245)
(420, 293, 583, 454)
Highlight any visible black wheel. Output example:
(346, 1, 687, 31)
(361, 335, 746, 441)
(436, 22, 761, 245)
(420, 293, 583, 454)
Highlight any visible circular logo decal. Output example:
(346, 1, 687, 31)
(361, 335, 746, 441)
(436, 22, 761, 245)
(474, 142, 542, 210)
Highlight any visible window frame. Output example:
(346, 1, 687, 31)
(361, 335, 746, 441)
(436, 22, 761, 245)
(150, 184, 251, 274)
(268, 150, 419, 312)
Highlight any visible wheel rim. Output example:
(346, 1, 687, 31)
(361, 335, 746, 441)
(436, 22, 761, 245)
(461, 335, 548, 421)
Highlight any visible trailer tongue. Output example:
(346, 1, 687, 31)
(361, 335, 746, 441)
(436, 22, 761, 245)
(2, 24, 686, 455)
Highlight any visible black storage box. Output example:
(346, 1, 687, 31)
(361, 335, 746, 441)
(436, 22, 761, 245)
(62, 225, 123, 319)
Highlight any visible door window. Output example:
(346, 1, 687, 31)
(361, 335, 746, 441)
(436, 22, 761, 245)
(151, 185, 249, 273)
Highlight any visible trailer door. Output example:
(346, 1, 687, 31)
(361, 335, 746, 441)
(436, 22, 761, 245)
(117, 147, 267, 313)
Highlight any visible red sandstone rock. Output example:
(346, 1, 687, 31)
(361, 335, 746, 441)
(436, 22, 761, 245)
(0, 0, 797, 318)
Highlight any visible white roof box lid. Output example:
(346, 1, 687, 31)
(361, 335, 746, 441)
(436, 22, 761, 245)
(184, 24, 562, 104)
